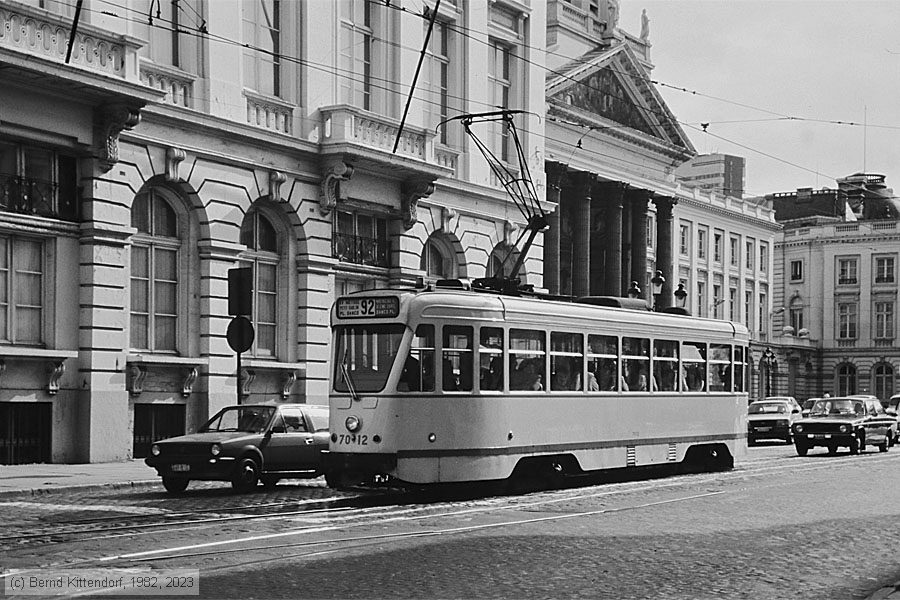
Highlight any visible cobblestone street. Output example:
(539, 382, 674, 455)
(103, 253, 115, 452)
(3, 445, 900, 599)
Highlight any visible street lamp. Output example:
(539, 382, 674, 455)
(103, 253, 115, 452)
(627, 281, 641, 299)
(650, 270, 665, 311)
(762, 348, 777, 397)
(674, 282, 688, 310)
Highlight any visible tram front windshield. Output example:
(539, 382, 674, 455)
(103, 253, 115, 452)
(333, 324, 406, 393)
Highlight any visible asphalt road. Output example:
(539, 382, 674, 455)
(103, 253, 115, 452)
(3, 443, 900, 600)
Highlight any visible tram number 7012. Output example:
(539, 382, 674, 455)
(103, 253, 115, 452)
(336, 434, 368, 446)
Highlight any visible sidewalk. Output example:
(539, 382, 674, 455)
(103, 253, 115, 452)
(0, 460, 158, 497)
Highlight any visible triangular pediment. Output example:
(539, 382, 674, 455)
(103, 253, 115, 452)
(547, 44, 693, 152)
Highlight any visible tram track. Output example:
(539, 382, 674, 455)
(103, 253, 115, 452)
(5, 449, 898, 567)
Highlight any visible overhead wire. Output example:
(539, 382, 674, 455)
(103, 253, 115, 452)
(37, 0, 897, 200)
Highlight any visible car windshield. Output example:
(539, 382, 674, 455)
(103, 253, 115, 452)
(749, 402, 787, 414)
(809, 399, 863, 417)
(200, 406, 276, 433)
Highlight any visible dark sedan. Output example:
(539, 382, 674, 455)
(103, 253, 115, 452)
(145, 403, 330, 493)
(791, 397, 895, 456)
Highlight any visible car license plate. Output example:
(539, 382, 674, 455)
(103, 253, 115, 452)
(756, 427, 771, 432)
(812, 434, 831, 439)
(171, 464, 190, 472)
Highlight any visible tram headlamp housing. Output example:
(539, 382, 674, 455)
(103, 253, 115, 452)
(151, 444, 161, 456)
(210, 443, 222, 456)
(345, 415, 362, 433)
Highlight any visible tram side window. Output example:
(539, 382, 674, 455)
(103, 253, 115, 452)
(509, 329, 545, 391)
(399, 325, 435, 392)
(653, 340, 679, 392)
(734, 346, 746, 392)
(587, 334, 618, 391)
(550, 332, 584, 391)
(682, 341, 707, 391)
(623, 337, 651, 391)
(442, 325, 473, 392)
(708, 344, 732, 391)
(479, 327, 504, 391)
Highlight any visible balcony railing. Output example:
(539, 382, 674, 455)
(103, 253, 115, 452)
(140, 59, 195, 108)
(333, 232, 390, 268)
(837, 277, 858, 285)
(0, 174, 78, 221)
(875, 276, 895, 284)
(0, 3, 142, 81)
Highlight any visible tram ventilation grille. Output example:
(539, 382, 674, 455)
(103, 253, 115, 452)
(667, 443, 677, 462)
(626, 446, 636, 467)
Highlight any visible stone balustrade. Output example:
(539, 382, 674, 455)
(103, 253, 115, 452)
(140, 60, 195, 108)
(0, 2, 142, 80)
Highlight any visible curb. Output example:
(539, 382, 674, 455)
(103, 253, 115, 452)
(0, 480, 160, 499)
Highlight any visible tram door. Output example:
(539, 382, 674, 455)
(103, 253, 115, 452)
(0, 402, 52, 465)
(133, 404, 185, 458)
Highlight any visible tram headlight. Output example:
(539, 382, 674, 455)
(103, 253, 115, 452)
(345, 415, 362, 433)
(151, 444, 161, 456)
(210, 444, 221, 456)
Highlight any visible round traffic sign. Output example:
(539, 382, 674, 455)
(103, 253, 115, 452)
(226, 316, 255, 353)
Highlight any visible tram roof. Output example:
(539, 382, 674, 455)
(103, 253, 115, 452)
(333, 286, 750, 341)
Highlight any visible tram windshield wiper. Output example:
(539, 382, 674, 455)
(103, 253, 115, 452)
(340, 350, 361, 402)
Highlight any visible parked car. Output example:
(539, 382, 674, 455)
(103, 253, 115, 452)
(748, 399, 801, 445)
(791, 397, 896, 456)
(145, 403, 330, 494)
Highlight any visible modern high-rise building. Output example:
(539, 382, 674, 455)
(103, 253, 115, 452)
(675, 153, 746, 199)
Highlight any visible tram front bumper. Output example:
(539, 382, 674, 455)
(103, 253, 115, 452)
(322, 451, 397, 485)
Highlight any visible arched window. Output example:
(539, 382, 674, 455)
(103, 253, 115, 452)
(837, 363, 857, 396)
(240, 209, 280, 357)
(130, 189, 179, 351)
(874, 362, 894, 402)
(488, 243, 523, 281)
(420, 235, 456, 280)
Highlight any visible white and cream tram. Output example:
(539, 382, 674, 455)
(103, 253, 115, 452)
(323, 282, 750, 490)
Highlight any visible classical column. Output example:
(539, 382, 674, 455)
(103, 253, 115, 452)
(571, 171, 595, 298)
(545, 161, 568, 296)
(629, 189, 652, 300)
(653, 195, 678, 309)
(595, 181, 628, 296)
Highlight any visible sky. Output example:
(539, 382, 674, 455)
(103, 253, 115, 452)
(616, 0, 900, 198)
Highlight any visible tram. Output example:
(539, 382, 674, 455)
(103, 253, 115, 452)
(323, 281, 750, 490)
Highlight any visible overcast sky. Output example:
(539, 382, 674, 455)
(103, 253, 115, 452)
(616, 0, 900, 198)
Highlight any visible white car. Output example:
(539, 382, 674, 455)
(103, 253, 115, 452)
(748, 399, 802, 445)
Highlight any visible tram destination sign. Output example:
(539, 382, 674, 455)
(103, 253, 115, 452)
(337, 296, 400, 319)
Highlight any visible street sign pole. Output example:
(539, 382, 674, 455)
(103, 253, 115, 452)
(226, 315, 255, 406)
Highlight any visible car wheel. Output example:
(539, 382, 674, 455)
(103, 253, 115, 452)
(162, 477, 189, 494)
(785, 433, 793, 444)
(849, 434, 860, 455)
(827, 443, 838, 455)
(879, 434, 890, 453)
(260, 475, 281, 489)
(747, 438, 756, 447)
(232, 457, 260, 492)
(795, 443, 808, 457)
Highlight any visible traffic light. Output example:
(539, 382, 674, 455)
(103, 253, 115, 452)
(228, 267, 252, 316)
